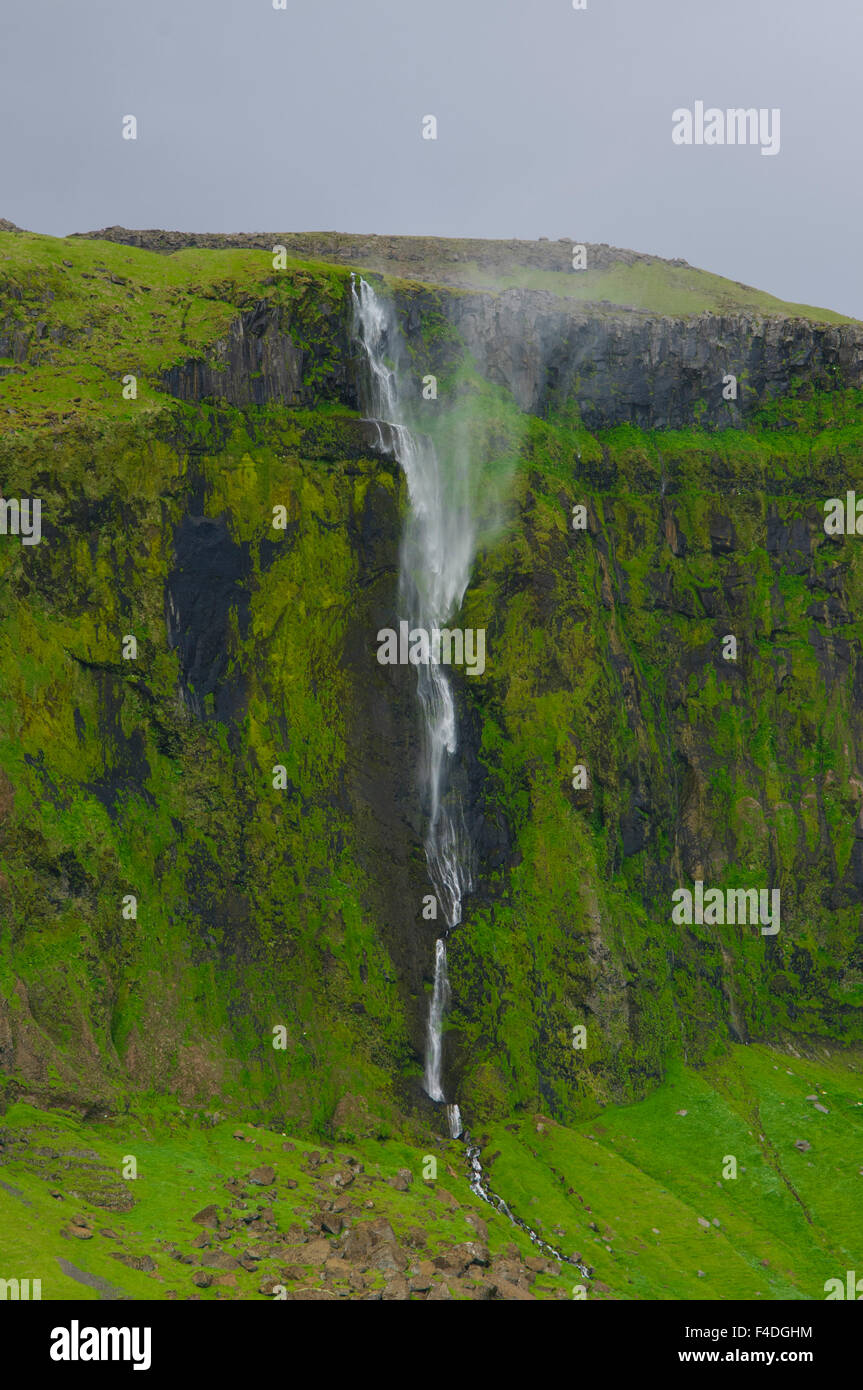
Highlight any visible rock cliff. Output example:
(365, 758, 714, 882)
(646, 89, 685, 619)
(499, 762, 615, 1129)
(0, 225, 861, 1141)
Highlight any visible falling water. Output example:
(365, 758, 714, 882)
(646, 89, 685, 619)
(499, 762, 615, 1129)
(351, 276, 473, 1114)
(424, 938, 449, 1101)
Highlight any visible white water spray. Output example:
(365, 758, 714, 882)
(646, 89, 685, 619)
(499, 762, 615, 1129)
(352, 275, 474, 1111)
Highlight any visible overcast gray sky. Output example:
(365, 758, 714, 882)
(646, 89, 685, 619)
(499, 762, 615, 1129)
(2, 0, 861, 316)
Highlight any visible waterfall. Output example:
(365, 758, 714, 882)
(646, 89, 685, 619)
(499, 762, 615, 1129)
(351, 275, 474, 1110)
(352, 275, 592, 1278)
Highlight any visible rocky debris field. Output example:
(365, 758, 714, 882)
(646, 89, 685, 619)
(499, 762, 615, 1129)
(0, 1106, 577, 1301)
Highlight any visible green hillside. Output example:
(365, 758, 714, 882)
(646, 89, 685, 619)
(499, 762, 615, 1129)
(1, 228, 862, 1300)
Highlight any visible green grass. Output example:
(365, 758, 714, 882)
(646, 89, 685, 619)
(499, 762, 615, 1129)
(1, 1041, 859, 1300)
(478, 1042, 863, 1300)
(0, 231, 349, 433)
(0, 1098, 563, 1301)
(452, 258, 856, 323)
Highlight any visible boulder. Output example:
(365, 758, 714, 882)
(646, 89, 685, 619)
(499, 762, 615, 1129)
(301, 1239, 334, 1266)
(368, 1243, 408, 1276)
(382, 1274, 410, 1300)
(65, 1224, 93, 1240)
(111, 1253, 156, 1272)
(199, 1250, 240, 1272)
(192, 1204, 220, 1227)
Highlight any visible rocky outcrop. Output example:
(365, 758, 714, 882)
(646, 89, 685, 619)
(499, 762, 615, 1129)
(162, 298, 353, 409)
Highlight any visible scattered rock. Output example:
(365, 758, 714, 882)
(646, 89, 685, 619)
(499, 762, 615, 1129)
(111, 1253, 157, 1272)
(435, 1187, 459, 1211)
(192, 1271, 212, 1288)
(464, 1214, 488, 1243)
(65, 1224, 93, 1240)
(369, 1244, 408, 1276)
(382, 1274, 410, 1300)
(491, 1276, 534, 1301)
(342, 1227, 373, 1261)
(368, 1218, 396, 1246)
(248, 1165, 276, 1186)
(409, 1261, 435, 1293)
(192, 1204, 220, 1227)
(199, 1250, 240, 1272)
(302, 1239, 334, 1266)
(794, 1140, 811, 1152)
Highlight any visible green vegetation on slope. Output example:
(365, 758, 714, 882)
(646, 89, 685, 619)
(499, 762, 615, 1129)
(0, 229, 861, 1249)
(0, 230, 349, 433)
(1, 1041, 859, 1300)
(451, 257, 857, 323)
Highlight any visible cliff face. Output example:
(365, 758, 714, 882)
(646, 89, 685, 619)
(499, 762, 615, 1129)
(0, 227, 862, 1138)
(74, 224, 863, 430)
(413, 289, 863, 428)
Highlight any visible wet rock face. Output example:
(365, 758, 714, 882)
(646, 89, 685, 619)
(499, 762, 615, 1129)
(167, 513, 251, 721)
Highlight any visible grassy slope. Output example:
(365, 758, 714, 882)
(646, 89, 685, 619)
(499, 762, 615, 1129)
(451, 258, 858, 323)
(1, 1040, 859, 1301)
(484, 1042, 863, 1301)
(0, 231, 348, 433)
